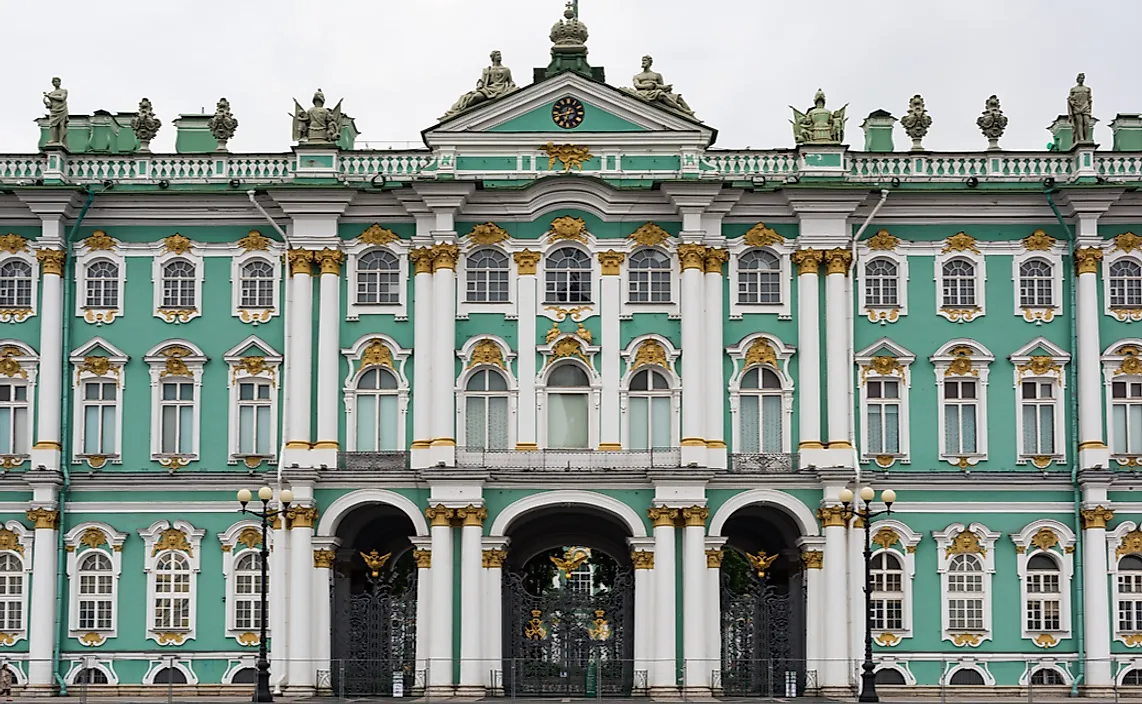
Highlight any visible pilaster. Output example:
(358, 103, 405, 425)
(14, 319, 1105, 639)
(1081, 469, 1114, 688)
(410, 247, 435, 467)
(311, 535, 340, 694)
(425, 504, 455, 694)
(286, 501, 319, 694)
(430, 242, 460, 466)
(598, 250, 624, 450)
(283, 249, 315, 465)
(514, 251, 541, 450)
(680, 505, 709, 692)
(480, 537, 509, 690)
(647, 506, 679, 693)
(628, 536, 656, 685)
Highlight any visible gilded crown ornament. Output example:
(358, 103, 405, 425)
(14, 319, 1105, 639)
(360, 224, 398, 246)
(466, 222, 509, 247)
(237, 230, 270, 252)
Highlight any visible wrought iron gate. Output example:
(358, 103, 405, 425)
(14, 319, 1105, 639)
(331, 568, 418, 696)
(720, 571, 806, 697)
(503, 568, 634, 696)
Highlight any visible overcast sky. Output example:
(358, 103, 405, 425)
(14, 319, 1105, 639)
(3, 0, 1138, 154)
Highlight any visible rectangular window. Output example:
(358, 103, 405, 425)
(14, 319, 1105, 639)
(81, 381, 117, 456)
(467, 269, 510, 303)
(237, 381, 272, 455)
(547, 392, 589, 449)
(1021, 380, 1056, 456)
(159, 382, 195, 455)
(1112, 380, 1142, 455)
(629, 395, 671, 450)
(0, 382, 29, 455)
(739, 394, 783, 454)
(943, 379, 978, 455)
(545, 271, 591, 304)
(866, 379, 901, 455)
(629, 270, 672, 303)
(1118, 573, 1142, 631)
(465, 396, 509, 450)
(78, 574, 113, 631)
(1026, 572, 1061, 631)
(355, 394, 398, 451)
(0, 568, 22, 631)
(154, 575, 190, 630)
(948, 569, 984, 630)
(235, 573, 265, 630)
(738, 271, 781, 305)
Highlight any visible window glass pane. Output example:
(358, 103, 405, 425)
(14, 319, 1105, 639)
(161, 406, 177, 453)
(548, 393, 588, 448)
(739, 395, 759, 453)
(378, 395, 398, 451)
(179, 406, 193, 454)
(465, 396, 486, 449)
(256, 406, 271, 454)
(1040, 405, 1054, 454)
(629, 397, 648, 450)
(761, 395, 782, 453)
(1132, 405, 1142, 454)
(1114, 404, 1128, 454)
(651, 396, 671, 449)
(238, 406, 253, 454)
(884, 404, 899, 453)
(356, 396, 377, 451)
(867, 405, 883, 454)
(487, 397, 509, 449)
(101, 406, 115, 453)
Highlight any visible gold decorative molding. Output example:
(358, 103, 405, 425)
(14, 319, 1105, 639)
(36, 248, 66, 276)
(1114, 232, 1142, 253)
(1115, 346, 1142, 376)
(156, 308, 197, 324)
(358, 339, 394, 371)
(860, 355, 903, 385)
(163, 233, 193, 255)
(158, 346, 194, 379)
(360, 224, 398, 246)
(1082, 506, 1114, 530)
(237, 527, 262, 550)
(746, 551, 778, 578)
(1022, 229, 1056, 251)
(286, 249, 314, 276)
(82, 308, 118, 325)
(79, 632, 105, 646)
(156, 631, 186, 645)
(942, 232, 979, 254)
(945, 530, 985, 557)
(238, 230, 271, 252)
(431, 243, 460, 271)
(1031, 527, 1059, 552)
(1021, 307, 1056, 324)
(466, 222, 509, 247)
(951, 633, 982, 647)
(79, 527, 108, 550)
(0, 632, 14, 645)
(1033, 633, 1059, 648)
(872, 527, 899, 551)
(313, 549, 336, 568)
(425, 505, 454, 528)
(875, 632, 900, 646)
(542, 142, 593, 172)
(866, 229, 899, 251)
(816, 505, 849, 528)
(152, 527, 192, 556)
(85, 230, 116, 251)
(409, 247, 435, 275)
(524, 610, 548, 640)
(801, 550, 823, 569)
(647, 506, 679, 527)
(0, 233, 28, 253)
(513, 249, 541, 274)
(237, 632, 259, 646)
(550, 547, 590, 577)
(482, 549, 507, 568)
(628, 222, 670, 247)
(232, 356, 276, 386)
(1124, 634, 1142, 647)
(940, 306, 981, 323)
(944, 346, 978, 377)
(632, 339, 668, 370)
(1075, 247, 1103, 275)
(587, 610, 611, 641)
(26, 507, 59, 530)
(360, 550, 392, 578)
(598, 249, 625, 275)
(743, 223, 782, 248)
(286, 506, 319, 530)
(791, 248, 823, 276)
(1016, 356, 1061, 382)
(0, 347, 26, 379)
(316, 248, 344, 276)
(550, 216, 588, 243)
(1117, 529, 1142, 559)
(468, 339, 506, 370)
(705, 549, 723, 568)
(677, 243, 706, 271)
(681, 506, 709, 528)
(745, 337, 778, 368)
(0, 528, 25, 555)
(704, 247, 729, 274)
(455, 505, 488, 527)
(413, 548, 432, 568)
(632, 550, 655, 569)
(824, 248, 852, 276)
(238, 309, 273, 324)
(548, 337, 589, 366)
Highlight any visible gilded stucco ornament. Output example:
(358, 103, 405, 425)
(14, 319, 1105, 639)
(943, 232, 979, 254)
(358, 339, 394, 371)
(705, 549, 723, 568)
(237, 230, 270, 252)
(1114, 232, 1141, 253)
(36, 248, 65, 275)
(872, 527, 900, 551)
(1022, 229, 1055, 251)
(291, 89, 343, 145)
(876, 633, 900, 647)
(704, 248, 729, 274)
(549, 216, 588, 243)
(549, 337, 589, 366)
(801, 551, 823, 569)
(945, 530, 986, 556)
(442, 50, 518, 120)
(286, 249, 314, 276)
(550, 546, 590, 577)
(1031, 527, 1059, 552)
(151, 527, 193, 556)
(743, 223, 782, 248)
(481, 549, 507, 568)
(1034, 633, 1059, 648)
(816, 505, 849, 528)
(158, 346, 194, 378)
(861, 355, 903, 385)
(900, 94, 932, 151)
(675, 243, 706, 271)
(431, 243, 460, 271)
(632, 550, 655, 569)
(745, 337, 778, 368)
(232, 356, 276, 386)
(1074, 247, 1103, 275)
(632, 339, 668, 369)
(468, 338, 506, 370)
(1115, 346, 1142, 376)
(131, 97, 162, 152)
(359, 550, 392, 578)
(952, 633, 982, 647)
(976, 95, 1008, 150)
(746, 551, 779, 579)
(0, 347, 26, 379)
(944, 346, 978, 377)
(26, 507, 59, 530)
(85, 230, 116, 251)
(825, 248, 852, 276)
(359, 224, 398, 246)
(163, 233, 193, 255)
(791, 89, 847, 145)
(621, 55, 696, 117)
(43, 76, 69, 148)
(598, 250, 625, 275)
(237, 632, 259, 646)
(466, 222, 509, 248)
(574, 323, 592, 344)
(409, 247, 434, 275)
(0, 528, 24, 556)
(1016, 355, 1060, 382)
(1117, 529, 1142, 559)
(316, 249, 344, 276)
(79, 527, 108, 549)
(0, 233, 27, 254)
(542, 142, 593, 172)
(513, 250, 541, 274)
(1068, 72, 1094, 144)
(207, 97, 239, 150)
(237, 527, 262, 550)
(866, 229, 899, 251)
(647, 506, 679, 527)
(413, 549, 432, 568)
(627, 222, 670, 247)
(791, 248, 823, 276)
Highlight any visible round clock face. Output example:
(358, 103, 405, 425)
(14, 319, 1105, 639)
(552, 97, 585, 129)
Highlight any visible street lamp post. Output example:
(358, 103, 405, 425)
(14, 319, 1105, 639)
(237, 486, 293, 703)
(839, 486, 897, 704)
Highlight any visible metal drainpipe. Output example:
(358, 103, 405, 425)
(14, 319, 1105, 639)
(52, 185, 99, 694)
(1044, 189, 1084, 697)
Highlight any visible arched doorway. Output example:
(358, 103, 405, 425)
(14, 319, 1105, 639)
(718, 506, 807, 697)
(501, 506, 635, 696)
(330, 504, 418, 697)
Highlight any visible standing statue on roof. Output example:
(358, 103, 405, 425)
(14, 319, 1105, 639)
(291, 89, 343, 145)
(42, 77, 69, 149)
(441, 50, 518, 120)
(1068, 73, 1093, 144)
(790, 89, 847, 145)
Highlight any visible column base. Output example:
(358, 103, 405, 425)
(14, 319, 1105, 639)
(820, 685, 855, 698)
(680, 685, 715, 700)
(284, 684, 315, 696)
(647, 685, 682, 699)
(425, 684, 456, 697)
(452, 684, 487, 697)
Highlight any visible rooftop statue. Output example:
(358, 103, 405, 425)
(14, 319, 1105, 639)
(791, 89, 846, 145)
(621, 55, 695, 118)
(900, 94, 932, 151)
(1068, 72, 1093, 144)
(441, 50, 519, 120)
(42, 77, 68, 149)
(976, 95, 1008, 150)
(130, 97, 162, 153)
(207, 97, 238, 151)
(291, 89, 343, 145)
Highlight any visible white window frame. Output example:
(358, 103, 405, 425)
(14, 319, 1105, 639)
(868, 519, 921, 645)
(933, 522, 1000, 647)
(345, 236, 410, 321)
(619, 335, 681, 450)
(218, 520, 272, 645)
(1012, 519, 1075, 646)
(144, 341, 207, 464)
(857, 249, 909, 324)
(0, 521, 33, 645)
(0, 243, 40, 323)
(152, 245, 204, 324)
(0, 341, 38, 461)
(539, 244, 597, 309)
(1012, 248, 1063, 323)
(457, 246, 516, 318)
(74, 233, 125, 325)
(69, 337, 127, 468)
(855, 338, 914, 467)
(223, 336, 283, 466)
(1104, 240, 1142, 322)
(728, 244, 792, 320)
(726, 333, 795, 454)
(1010, 338, 1069, 467)
(934, 239, 986, 322)
(1101, 340, 1142, 463)
(1108, 521, 1142, 645)
(931, 340, 993, 467)
(620, 246, 678, 318)
(65, 521, 127, 646)
(341, 335, 411, 451)
(455, 336, 518, 451)
(230, 247, 283, 325)
(139, 520, 204, 646)
(536, 355, 600, 450)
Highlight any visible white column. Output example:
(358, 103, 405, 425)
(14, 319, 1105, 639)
(681, 507, 708, 690)
(410, 538, 432, 687)
(678, 246, 707, 465)
(819, 506, 849, 692)
(1083, 499, 1113, 687)
(312, 538, 338, 693)
(431, 244, 458, 461)
(792, 251, 823, 450)
(649, 507, 678, 692)
(598, 252, 623, 450)
(33, 249, 64, 450)
(457, 505, 486, 693)
(25, 506, 59, 690)
(482, 539, 509, 689)
(410, 249, 435, 464)
(270, 520, 290, 692)
(628, 538, 655, 684)
(426, 506, 454, 693)
(314, 250, 343, 450)
(824, 249, 852, 448)
(514, 252, 540, 450)
(1076, 248, 1105, 451)
(704, 249, 727, 468)
(287, 506, 317, 693)
(285, 250, 314, 449)
(797, 543, 824, 691)
(704, 538, 728, 691)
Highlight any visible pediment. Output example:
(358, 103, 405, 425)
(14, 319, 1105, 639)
(424, 71, 716, 149)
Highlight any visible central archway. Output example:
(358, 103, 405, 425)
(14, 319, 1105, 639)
(500, 502, 637, 697)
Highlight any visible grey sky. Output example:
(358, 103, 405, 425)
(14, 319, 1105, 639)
(3, 0, 1138, 154)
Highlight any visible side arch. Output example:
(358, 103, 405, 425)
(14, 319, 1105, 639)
(708, 488, 820, 537)
(488, 489, 647, 538)
(316, 489, 429, 537)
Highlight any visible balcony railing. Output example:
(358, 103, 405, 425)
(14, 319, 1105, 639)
(336, 451, 411, 471)
(456, 447, 681, 471)
(728, 453, 800, 474)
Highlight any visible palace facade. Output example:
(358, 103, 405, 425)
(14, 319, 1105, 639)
(4, 6, 1142, 698)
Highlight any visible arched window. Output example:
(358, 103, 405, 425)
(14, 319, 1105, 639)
(949, 669, 985, 686)
(875, 669, 906, 686)
(1124, 669, 1142, 686)
(77, 552, 114, 631)
(0, 259, 32, 308)
(870, 552, 904, 631)
(738, 250, 781, 304)
(233, 552, 265, 631)
(1019, 259, 1053, 307)
(1030, 668, 1065, 685)
(628, 368, 671, 450)
(464, 369, 509, 450)
(546, 364, 590, 449)
(161, 260, 196, 309)
(355, 368, 400, 451)
(357, 250, 401, 305)
(231, 668, 258, 684)
(941, 259, 976, 308)
(545, 248, 592, 304)
(466, 249, 510, 303)
(239, 260, 274, 308)
(1025, 553, 1061, 632)
(628, 249, 671, 303)
(75, 668, 109, 685)
(1117, 554, 1142, 633)
(153, 667, 187, 685)
(0, 553, 23, 633)
(153, 552, 191, 631)
(865, 259, 899, 307)
(947, 554, 985, 631)
(738, 367, 783, 453)
(85, 261, 119, 308)
(1111, 260, 1142, 308)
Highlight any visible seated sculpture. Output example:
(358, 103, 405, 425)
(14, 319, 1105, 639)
(442, 50, 518, 119)
(621, 55, 695, 117)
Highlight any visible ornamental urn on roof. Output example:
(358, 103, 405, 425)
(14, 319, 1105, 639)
(976, 95, 1008, 150)
(207, 97, 238, 152)
(900, 94, 932, 151)
(130, 97, 162, 153)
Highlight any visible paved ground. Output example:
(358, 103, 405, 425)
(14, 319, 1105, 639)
(9, 698, 1142, 703)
